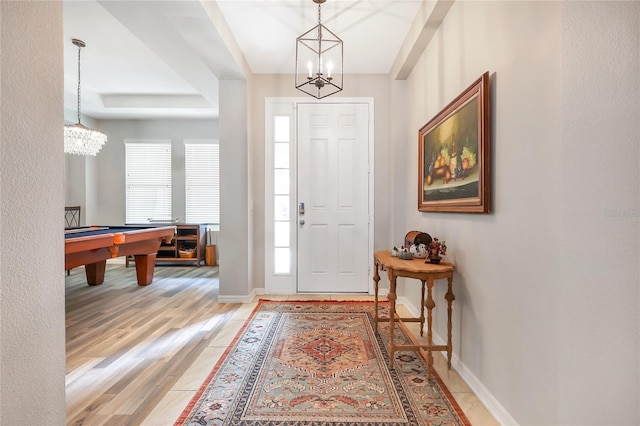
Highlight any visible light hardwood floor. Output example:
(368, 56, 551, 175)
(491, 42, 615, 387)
(66, 262, 497, 425)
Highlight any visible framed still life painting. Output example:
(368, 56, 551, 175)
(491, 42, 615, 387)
(418, 72, 491, 213)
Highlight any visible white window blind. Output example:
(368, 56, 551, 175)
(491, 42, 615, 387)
(125, 141, 172, 223)
(185, 142, 219, 224)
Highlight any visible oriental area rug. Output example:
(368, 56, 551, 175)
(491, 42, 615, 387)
(176, 300, 469, 426)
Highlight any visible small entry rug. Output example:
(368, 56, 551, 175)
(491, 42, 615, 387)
(176, 300, 470, 425)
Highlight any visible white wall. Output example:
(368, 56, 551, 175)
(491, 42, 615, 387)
(64, 113, 101, 225)
(391, 1, 639, 425)
(0, 1, 67, 423)
(87, 119, 218, 224)
(65, 154, 87, 224)
(218, 80, 252, 300)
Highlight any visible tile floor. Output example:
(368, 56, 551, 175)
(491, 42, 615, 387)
(141, 294, 498, 425)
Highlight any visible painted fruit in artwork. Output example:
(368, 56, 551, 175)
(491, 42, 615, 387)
(432, 166, 452, 184)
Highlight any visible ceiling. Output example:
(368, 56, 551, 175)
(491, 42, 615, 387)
(63, 0, 425, 120)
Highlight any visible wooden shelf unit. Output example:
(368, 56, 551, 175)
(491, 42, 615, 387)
(127, 224, 206, 267)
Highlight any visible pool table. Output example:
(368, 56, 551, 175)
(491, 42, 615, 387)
(65, 226, 176, 286)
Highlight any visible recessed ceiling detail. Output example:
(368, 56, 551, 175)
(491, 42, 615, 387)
(64, 1, 424, 120)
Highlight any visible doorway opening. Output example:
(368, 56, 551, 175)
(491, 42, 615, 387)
(264, 98, 374, 295)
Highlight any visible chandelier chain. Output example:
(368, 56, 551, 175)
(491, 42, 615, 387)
(76, 44, 82, 124)
(317, 2, 322, 60)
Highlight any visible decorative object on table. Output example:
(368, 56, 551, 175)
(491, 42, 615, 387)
(404, 230, 432, 248)
(391, 246, 413, 259)
(398, 250, 413, 260)
(410, 243, 428, 258)
(295, 0, 343, 99)
(427, 238, 447, 264)
(64, 38, 108, 156)
(176, 300, 470, 426)
(418, 72, 490, 213)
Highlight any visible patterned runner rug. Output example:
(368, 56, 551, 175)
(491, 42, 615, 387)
(176, 300, 470, 425)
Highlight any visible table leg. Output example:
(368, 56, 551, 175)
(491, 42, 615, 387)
(373, 261, 380, 332)
(420, 280, 426, 336)
(425, 277, 436, 376)
(387, 271, 397, 368)
(133, 253, 157, 286)
(85, 260, 106, 286)
(445, 275, 455, 370)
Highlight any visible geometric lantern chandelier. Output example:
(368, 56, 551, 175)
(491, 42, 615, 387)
(295, 0, 343, 99)
(64, 39, 107, 156)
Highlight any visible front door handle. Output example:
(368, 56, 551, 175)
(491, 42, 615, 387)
(299, 219, 305, 225)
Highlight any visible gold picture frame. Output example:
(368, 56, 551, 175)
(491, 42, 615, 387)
(418, 72, 491, 213)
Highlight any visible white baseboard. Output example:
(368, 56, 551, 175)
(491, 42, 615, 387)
(397, 295, 421, 318)
(397, 297, 518, 426)
(218, 288, 257, 304)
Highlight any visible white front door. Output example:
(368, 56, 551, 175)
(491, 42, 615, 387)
(296, 103, 370, 293)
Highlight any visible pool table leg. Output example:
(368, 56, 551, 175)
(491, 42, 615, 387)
(85, 261, 107, 286)
(134, 253, 157, 286)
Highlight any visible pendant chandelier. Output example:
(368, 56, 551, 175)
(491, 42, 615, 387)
(295, 0, 343, 99)
(64, 39, 107, 156)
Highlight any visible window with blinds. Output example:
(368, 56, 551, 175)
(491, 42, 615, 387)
(184, 141, 219, 224)
(125, 141, 172, 224)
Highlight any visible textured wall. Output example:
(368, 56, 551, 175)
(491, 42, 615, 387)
(0, 1, 66, 424)
(558, 2, 640, 424)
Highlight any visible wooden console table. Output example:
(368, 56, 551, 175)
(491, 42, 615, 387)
(373, 250, 455, 375)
